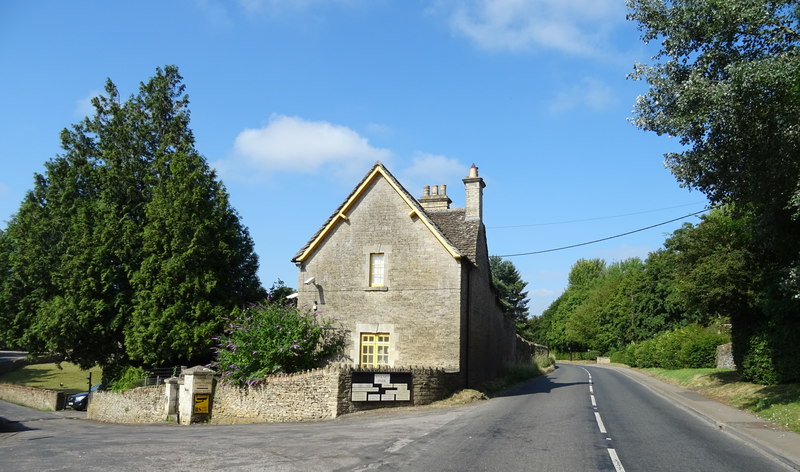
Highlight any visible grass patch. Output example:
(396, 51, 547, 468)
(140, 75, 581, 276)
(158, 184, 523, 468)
(642, 368, 800, 433)
(0, 362, 102, 394)
(431, 389, 489, 407)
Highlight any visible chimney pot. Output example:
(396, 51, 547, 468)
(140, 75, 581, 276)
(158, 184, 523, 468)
(418, 183, 452, 211)
(463, 164, 485, 221)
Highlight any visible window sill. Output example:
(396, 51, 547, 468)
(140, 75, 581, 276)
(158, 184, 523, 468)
(365, 286, 389, 292)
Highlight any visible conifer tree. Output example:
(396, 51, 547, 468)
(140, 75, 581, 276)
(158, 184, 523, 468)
(0, 66, 263, 378)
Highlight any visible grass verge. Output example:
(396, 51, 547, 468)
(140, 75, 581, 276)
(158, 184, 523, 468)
(642, 367, 800, 433)
(432, 355, 556, 407)
(0, 362, 102, 394)
(478, 355, 556, 397)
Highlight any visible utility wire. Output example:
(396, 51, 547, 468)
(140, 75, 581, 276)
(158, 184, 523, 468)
(489, 202, 706, 229)
(497, 209, 709, 258)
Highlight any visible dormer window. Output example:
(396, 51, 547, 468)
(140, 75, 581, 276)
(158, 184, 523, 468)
(370, 253, 385, 287)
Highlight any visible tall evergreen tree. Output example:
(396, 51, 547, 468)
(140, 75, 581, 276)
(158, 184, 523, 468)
(489, 256, 530, 332)
(128, 148, 262, 366)
(0, 66, 263, 378)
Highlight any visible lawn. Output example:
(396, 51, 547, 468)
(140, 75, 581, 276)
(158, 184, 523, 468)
(643, 368, 800, 433)
(0, 362, 102, 394)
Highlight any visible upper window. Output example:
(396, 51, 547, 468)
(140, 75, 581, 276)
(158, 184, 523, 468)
(370, 253, 385, 287)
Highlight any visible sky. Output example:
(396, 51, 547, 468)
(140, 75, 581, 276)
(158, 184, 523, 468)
(0, 0, 708, 317)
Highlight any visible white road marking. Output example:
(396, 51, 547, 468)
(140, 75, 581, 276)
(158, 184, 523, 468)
(385, 438, 413, 453)
(582, 367, 627, 472)
(594, 412, 607, 434)
(608, 448, 626, 472)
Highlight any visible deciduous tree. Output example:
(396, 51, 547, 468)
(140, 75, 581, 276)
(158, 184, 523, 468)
(628, 0, 800, 382)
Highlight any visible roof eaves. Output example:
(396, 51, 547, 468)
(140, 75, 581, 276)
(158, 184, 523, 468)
(292, 162, 463, 263)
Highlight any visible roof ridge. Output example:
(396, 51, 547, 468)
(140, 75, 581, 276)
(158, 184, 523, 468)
(292, 162, 464, 263)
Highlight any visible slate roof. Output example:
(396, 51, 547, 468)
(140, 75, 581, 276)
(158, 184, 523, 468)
(292, 162, 476, 264)
(426, 209, 481, 266)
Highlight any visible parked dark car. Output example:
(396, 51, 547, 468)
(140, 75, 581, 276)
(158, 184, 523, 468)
(66, 383, 103, 411)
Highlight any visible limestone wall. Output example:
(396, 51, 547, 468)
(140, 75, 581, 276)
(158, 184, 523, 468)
(87, 385, 165, 423)
(0, 383, 64, 411)
(716, 343, 736, 369)
(78, 364, 466, 424)
(210, 365, 463, 423)
(210, 367, 343, 424)
(464, 229, 533, 386)
(295, 177, 464, 370)
(339, 366, 463, 415)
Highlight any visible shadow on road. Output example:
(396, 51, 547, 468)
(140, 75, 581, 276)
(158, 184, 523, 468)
(493, 369, 588, 399)
(0, 417, 37, 433)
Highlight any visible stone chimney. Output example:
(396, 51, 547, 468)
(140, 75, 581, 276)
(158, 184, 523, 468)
(419, 184, 452, 211)
(462, 164, 485, 221)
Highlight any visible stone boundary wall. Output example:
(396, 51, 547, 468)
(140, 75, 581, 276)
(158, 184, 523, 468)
(0, 383, 65, 411)
(87, 385, 165, 423)
(716, 343, 736, 369)
(210, 366, 342, 424)
(339, 366, 463, 415)
(83, 365, 467, 424)
(210, 365, 464, 423)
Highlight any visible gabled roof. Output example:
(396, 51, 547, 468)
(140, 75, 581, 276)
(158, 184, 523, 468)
(427, 209, 481, 265)
(292, 162, 465, 263)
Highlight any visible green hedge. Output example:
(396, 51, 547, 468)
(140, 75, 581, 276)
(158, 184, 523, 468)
(624, 324, 728, 369)
(552, 350, 600, 361)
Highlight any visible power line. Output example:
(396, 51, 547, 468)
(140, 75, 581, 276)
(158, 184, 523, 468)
(497, 209, 709, 258)
(489, 202, 706, 229)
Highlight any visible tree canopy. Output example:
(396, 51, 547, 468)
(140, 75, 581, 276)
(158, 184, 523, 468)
(0, 66, 264, 378)
(627, 0, 800, 383)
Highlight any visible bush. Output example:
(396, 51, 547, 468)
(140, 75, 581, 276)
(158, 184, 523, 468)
(211, 302, 344, 386)
(677, 325, 726, 368)
(627, 324, 728, 369)
(634, 339, 658, 367)
(552, 350, 599, 361)
(534, 353, 555, 370)
(109, 366, 147, 391)
(610, 350, 627, 364)
(733, 305, 800, 385)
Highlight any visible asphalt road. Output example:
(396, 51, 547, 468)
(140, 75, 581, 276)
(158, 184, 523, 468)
(0, 351, 27, 364)
(0, 364, 794, 471)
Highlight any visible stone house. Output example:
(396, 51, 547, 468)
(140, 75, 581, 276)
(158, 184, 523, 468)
(292, 162, 531, 387)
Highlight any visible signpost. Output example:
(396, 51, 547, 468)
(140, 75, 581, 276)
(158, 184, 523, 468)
(351, 372, 412, 402)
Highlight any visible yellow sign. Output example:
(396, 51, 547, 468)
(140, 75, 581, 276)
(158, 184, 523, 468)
(193, 394, 210, 414)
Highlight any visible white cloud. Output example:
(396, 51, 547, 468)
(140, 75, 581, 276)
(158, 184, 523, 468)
(221, 114, 391, 179)
(0, 182, 10, 197)
(74, 90, 100, 118)
(398, 152, 467, 197)
(364, 122, 393, 136)
(548, 77, 616, 114)
(442, 0, 625, 56)
(194, 0, 233, 28)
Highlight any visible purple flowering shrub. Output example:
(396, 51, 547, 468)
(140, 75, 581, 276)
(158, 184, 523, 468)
(211, 302, 343, 386)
